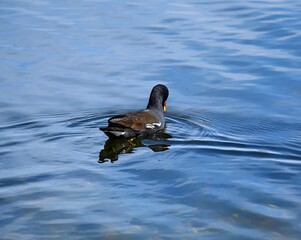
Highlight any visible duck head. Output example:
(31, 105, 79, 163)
(146, 84, 169, 112)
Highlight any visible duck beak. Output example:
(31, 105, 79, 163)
(163, 101, 167, 112)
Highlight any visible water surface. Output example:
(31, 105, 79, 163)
(1, 0, 301, 239)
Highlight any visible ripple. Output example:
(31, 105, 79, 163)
(165, 112, 301, 163)
(63, 113, 109, 129)
(0, 120, 47, 131)
(166, 113, 219, 139)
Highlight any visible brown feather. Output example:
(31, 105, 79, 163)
(108, 111, 159, 132)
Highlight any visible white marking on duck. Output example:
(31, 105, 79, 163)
(110, 131, 125, 137)
(153, 122, 161, 127)
(145, 122, 161, 129)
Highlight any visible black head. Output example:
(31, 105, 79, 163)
(147, 84, 169, 111)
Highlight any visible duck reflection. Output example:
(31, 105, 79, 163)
(99, 131, 171, 163)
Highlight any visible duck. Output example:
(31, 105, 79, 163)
(100, 84, 169, 138)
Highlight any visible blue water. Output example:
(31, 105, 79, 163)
(1, 0, 301, 239)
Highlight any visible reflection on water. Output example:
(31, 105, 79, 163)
(99, 131, 171, 163)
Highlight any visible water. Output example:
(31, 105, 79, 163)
(1, 0, 301, 239)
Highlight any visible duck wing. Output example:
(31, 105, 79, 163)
(108, 111, 161, 133)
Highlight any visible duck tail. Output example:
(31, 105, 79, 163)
(99, 127, 135, 138)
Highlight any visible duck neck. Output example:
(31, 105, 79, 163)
(146, 93, 163, 112)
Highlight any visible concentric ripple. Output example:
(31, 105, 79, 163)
(165, 112, 301, 163)
(166, 113, 219, 139)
